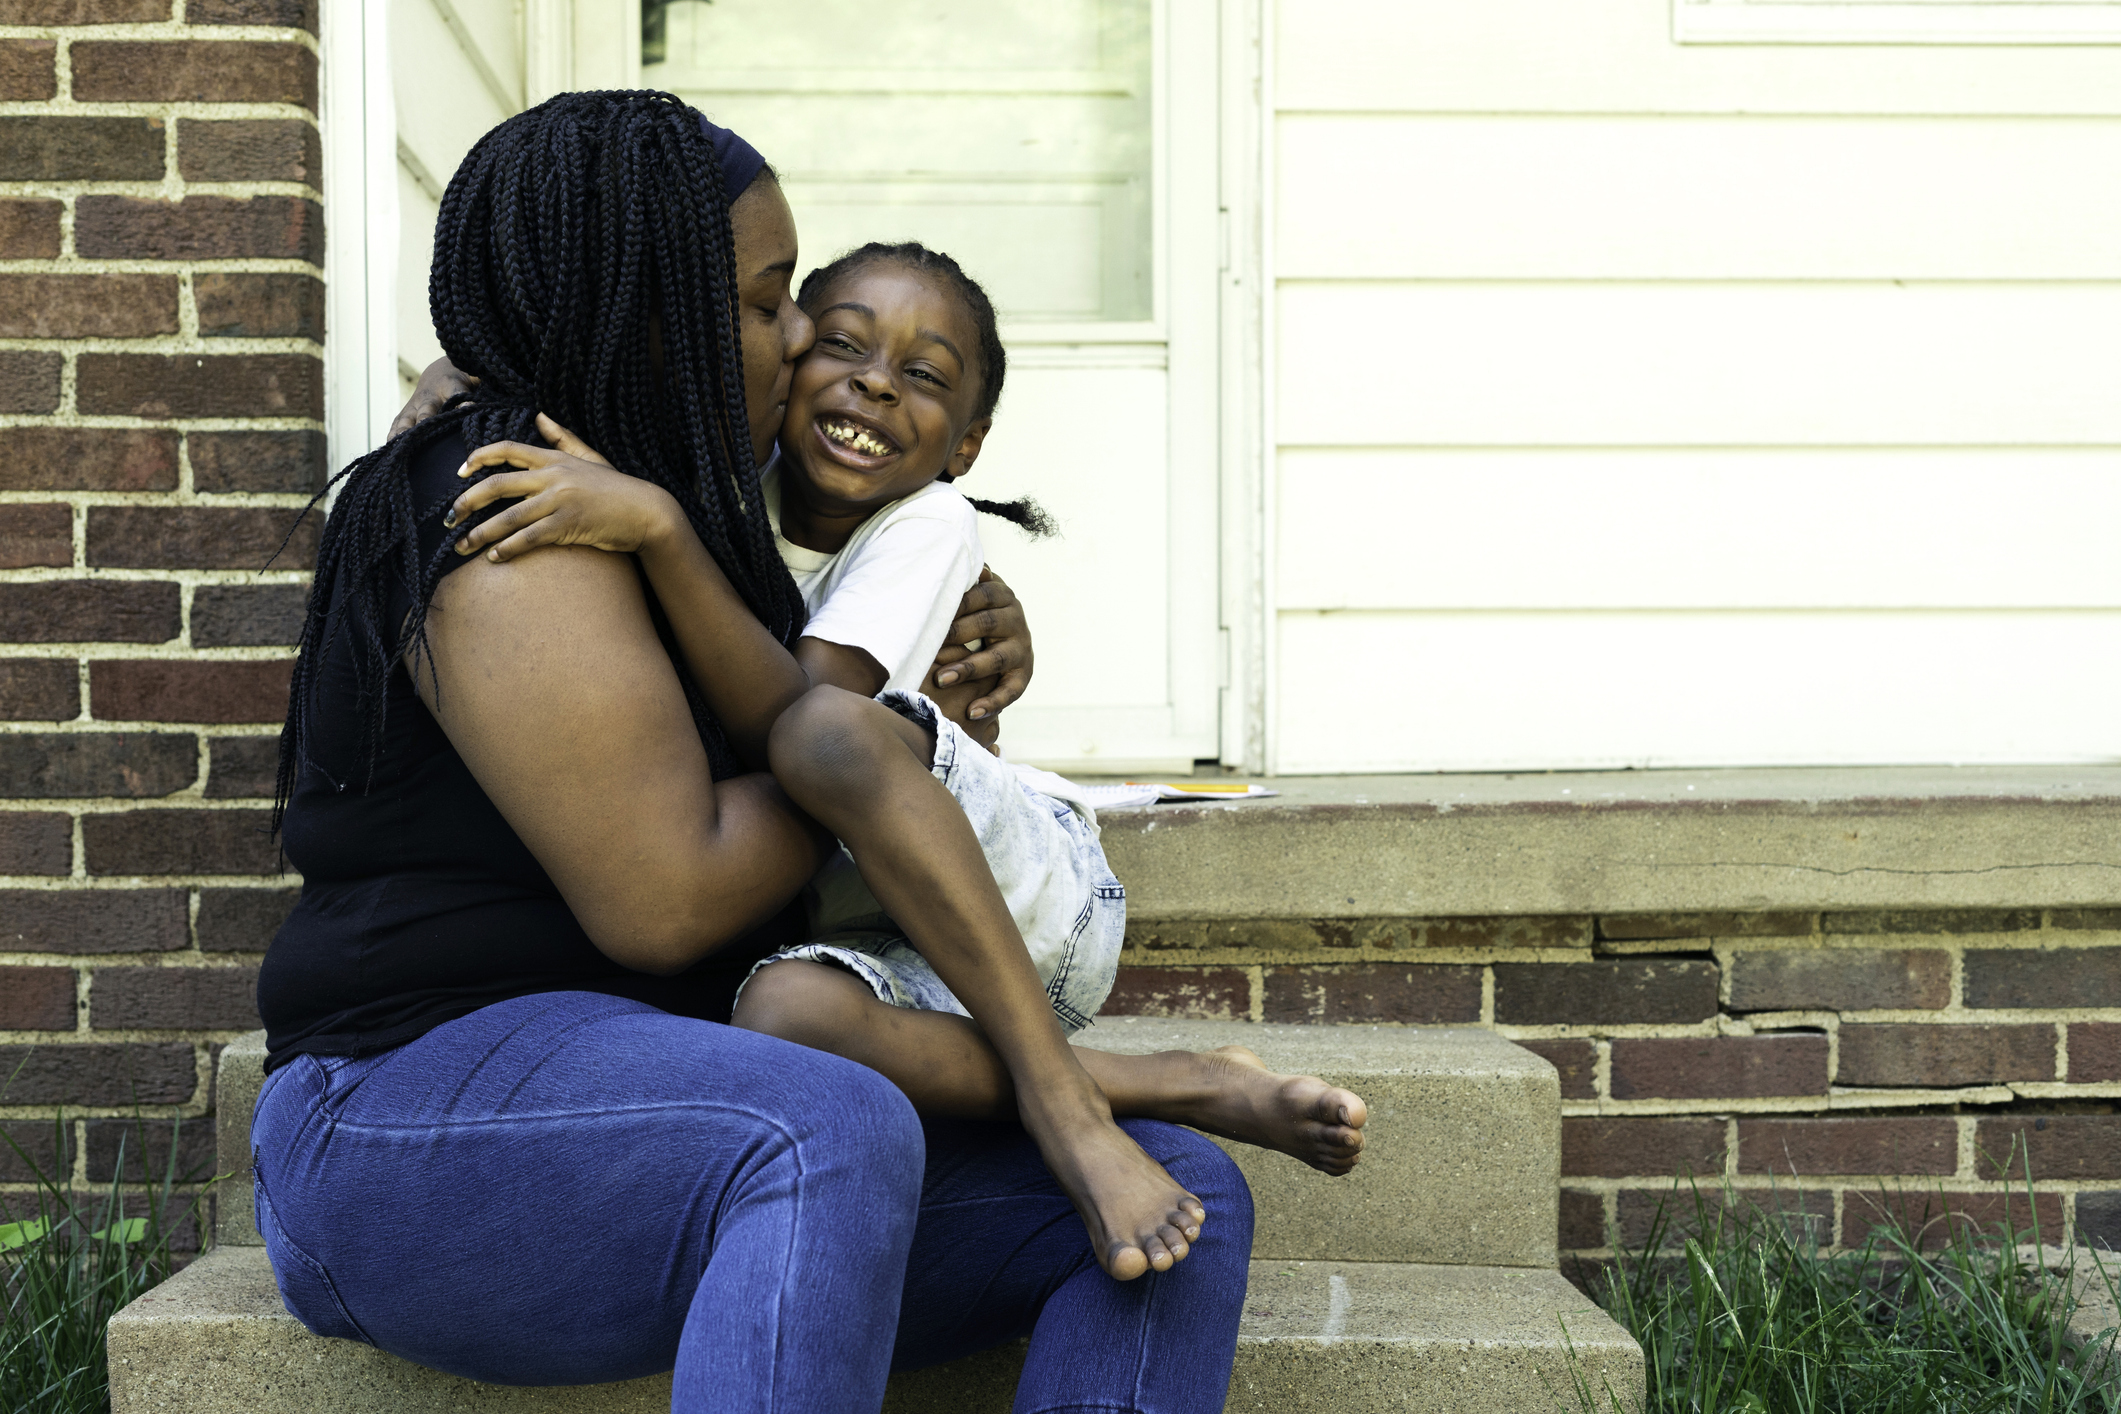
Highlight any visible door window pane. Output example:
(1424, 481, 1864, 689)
(645, 0, 1151, 323)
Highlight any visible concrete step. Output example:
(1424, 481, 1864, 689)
(1074, 1017, 1558, 1268)
(214, 1021, 1561, 1269)
(109, 1246, 1643, 1414)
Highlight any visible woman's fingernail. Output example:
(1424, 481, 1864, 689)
(487, 549, 500, 562)
(937, 669, 958, 685)
(970, 707, 986, 719)
(443, 509, 456, 528)
(456, 463, 471, 478)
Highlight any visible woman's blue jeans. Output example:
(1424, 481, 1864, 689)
(251, 991, 1253, 1414)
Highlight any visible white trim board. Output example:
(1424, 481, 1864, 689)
(1676, 0, 2121, 43)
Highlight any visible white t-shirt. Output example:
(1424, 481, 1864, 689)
(762, 458, 1099, 824)
(762, 460, 983, 691)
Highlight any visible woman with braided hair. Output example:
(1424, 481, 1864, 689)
(249, 92, 1250, 1414)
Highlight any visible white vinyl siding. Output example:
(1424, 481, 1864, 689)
(1266, 0, 2121, 772)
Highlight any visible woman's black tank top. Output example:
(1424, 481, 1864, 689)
(257, 433, 790, 1070)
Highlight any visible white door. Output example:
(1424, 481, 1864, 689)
(649, 0, 1223, 773)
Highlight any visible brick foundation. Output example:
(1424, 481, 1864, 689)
(0, 0, 318, 1247)
(1102, 910, 2121, 1258)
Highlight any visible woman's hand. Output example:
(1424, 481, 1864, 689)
(931, 568, 1034, 725)
(450, 414, 680, 563)
(389, 357, 478, 439)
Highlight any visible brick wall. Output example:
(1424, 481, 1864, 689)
(0, 0, 317, 1245)
(1105, 909, 2121, 1260)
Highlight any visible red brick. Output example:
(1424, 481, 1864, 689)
(1516, 1037, 1596, 1099)
(1837, 1023, 2053, 1088)
(1965, 947, 2121, 1008)
(1609, 1035, 1829, 1100)
(0, 888, 188, 953)
(1100, 966, 1249, 1020)
(83, 1116, 213, 1183)
(0, 39, 56, 100)
(1599, 912, 1814, 941)
(2070, 1022, 2121, 1081)
(2050, 909, 2121, 930)
(1825, 908, 2039, 935)
(1737, 1117, 1957, 1177)
(1560, 1189, 1605, 1250)
(188, 429, 328, 495)
(1617, 1185, 1834, 1252)
(91, 660, 291, 724)
(1564, 1117, 1726, 1179)
(82, 807, 276, 875)
(0, 351, 62, 413)
(1845, 1188, 2063, 1250)
(194, 272, 325, 342)
(0, 428, 179, 492)
(76, 353, 322, 420)
(178, 118, 319, 185)
(73, 41, 315, 106)
(1974, 1115, 2121, 1180)
(0, 275, 178, 340)
(0, 200, 61, 259)
(1727, 948, 1950, 1012)
(196, 886, 296, 950)
(0, 661, 78, 721)
(1262, 963, 1482, 1024)
(0, 117, 163, 182)
(0, 503, 71, 569)
(0, 812, 71, 874)
(0, 965, 75, 1030)
(194, 586, 307, 649)
(203, 735, 278, 798)
(89, 507, 317, 571)
(90, 965, 257, 1030)
(0, 581, 179, 644)
(1494, 959, 1718, 1025)
(0, 1118, 68, 1182)
(0, 732, 196, 798)
(188, 0, 314, 30)
(0, 1042, 195, 1104)
(0, 0, 166, 20)
(75, 196, 320, 263)
(2076, 1191, 2121, 1248)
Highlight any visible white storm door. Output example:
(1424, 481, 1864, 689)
(650, 0, 1223, 773)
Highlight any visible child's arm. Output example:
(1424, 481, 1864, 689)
(448, 416, 809, 768)
(796, 638, 886, 698)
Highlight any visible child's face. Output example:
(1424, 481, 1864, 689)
(778, 264, 989, 515)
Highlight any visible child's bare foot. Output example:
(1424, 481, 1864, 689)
(1177, 1046, 1367, 1176)
(1019, 1086, 1208, 1281)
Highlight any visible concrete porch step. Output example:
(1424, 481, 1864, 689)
(213, 1020, 1561, 1270)
(109, 1245, 1644, 1414)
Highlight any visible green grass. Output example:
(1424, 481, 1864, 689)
(1562, 1154, 2121, 1414)
(1, 1116, 207, 1414)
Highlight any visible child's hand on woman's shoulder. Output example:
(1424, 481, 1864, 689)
(449, 414, 681, 563)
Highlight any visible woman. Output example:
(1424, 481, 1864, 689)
(252, 91, 1251, 1414)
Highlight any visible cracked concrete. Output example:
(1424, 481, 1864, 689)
(1098, 767, 2121, 917)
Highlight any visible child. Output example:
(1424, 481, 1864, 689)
(741, 241, 1120, 1041)
(447, 242, 1367, 1283)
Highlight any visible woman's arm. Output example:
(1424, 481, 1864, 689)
(416, 544, 828, 974)
(389, 357, 476, 439)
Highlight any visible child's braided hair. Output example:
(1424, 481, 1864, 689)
(797, 241, 1057, 539)
(275, 90, 804, 828)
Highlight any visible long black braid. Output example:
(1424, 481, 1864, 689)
(797, 241, 1058, 539)
(276, 91, 805, 828)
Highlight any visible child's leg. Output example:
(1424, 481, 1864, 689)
(735, 959, 1367, 1174)
(768, 685, 1202, 1282)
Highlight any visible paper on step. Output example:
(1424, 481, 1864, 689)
(1070, 781, 1281, 810)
